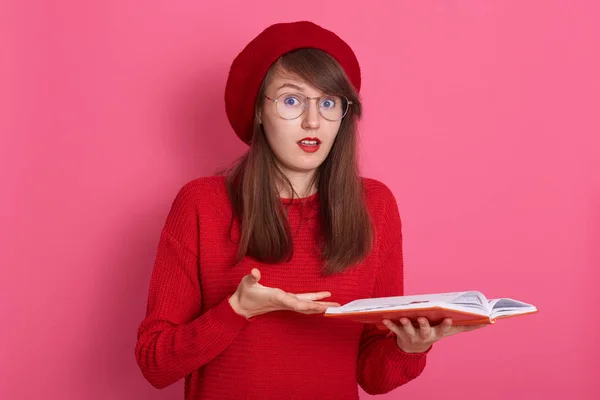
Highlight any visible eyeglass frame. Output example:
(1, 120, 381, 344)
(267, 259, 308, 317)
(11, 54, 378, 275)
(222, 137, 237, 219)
(264, 92, 353, 121)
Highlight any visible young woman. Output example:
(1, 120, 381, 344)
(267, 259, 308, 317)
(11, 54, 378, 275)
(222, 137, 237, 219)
(135, 21, 485, 400)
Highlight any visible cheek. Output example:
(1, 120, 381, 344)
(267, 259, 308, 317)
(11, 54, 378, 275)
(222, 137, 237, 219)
(263, 118, 297, 145)
(262, 123, 293, 157)
(323, 122, 342, 143)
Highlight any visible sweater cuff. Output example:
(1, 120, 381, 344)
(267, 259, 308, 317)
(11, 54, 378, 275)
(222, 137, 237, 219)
(191, 295, 252, 341)
(396, 345, 432, 358)
(213, 295, 253, 329)
(387, 338, 429, 372)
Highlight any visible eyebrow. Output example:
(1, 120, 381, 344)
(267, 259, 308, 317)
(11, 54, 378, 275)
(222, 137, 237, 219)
(277, 83, 305, 92)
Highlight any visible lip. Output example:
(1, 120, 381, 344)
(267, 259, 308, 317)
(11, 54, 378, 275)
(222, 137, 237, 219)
(297, 137, 321, 153)
(297, 137, 321, 144)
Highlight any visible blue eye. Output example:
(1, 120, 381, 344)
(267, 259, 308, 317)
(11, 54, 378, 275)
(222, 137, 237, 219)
(283, 96, 301, 106)
(321, 98, 336, 109)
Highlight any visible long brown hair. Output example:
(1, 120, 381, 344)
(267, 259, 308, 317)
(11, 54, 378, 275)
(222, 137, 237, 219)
(224, 48, 373, 275)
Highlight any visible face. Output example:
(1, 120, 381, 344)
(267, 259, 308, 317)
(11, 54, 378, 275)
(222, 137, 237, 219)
(258, 68, 343, 176)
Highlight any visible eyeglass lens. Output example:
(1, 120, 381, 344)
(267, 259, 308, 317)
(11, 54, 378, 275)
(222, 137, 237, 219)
(275, 93, 349, 121)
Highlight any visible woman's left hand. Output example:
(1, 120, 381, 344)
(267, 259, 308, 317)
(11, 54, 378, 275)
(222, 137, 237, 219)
(382, 317, 488, 354)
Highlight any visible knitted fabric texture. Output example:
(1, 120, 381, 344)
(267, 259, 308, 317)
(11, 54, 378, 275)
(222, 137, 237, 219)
(135, 176, 428, 399)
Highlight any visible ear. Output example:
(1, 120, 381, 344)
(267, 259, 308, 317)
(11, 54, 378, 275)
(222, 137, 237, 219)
(257, 109, 263, 124)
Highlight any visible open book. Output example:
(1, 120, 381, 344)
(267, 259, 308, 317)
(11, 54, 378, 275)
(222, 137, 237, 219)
(324, 291, 537, 328)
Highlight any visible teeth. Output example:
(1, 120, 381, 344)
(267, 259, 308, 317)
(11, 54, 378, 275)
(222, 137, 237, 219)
(300, 140, 318, 145)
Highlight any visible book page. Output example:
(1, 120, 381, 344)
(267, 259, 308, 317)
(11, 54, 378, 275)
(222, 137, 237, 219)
(448, 291, 489, 312)
(451, 291, 487, 305)
(326, 292, 483, 314)
(489, 298, 537, 318)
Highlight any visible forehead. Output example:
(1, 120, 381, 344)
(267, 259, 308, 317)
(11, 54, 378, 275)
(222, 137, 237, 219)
(266, 68, 323, 95)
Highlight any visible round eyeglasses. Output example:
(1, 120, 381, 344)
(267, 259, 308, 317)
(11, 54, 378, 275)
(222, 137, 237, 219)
(265, 93, 352, 121)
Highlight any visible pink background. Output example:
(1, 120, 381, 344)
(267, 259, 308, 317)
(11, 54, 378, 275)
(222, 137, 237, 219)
(2, 1, 599, 399)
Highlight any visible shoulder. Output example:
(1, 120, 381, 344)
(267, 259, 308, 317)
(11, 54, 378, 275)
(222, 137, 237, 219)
(360, 177, 402, 231)
(162, 175, 229, 241)
(177, 175, 227, 195)
(360, 177, 398, 210)
(166, 175, 229, 219)
(171, 175, 228, 205)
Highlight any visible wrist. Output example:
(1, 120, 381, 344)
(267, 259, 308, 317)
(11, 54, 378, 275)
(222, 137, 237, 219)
(395, 339, 432, 354)
(228, 292, 251, 318)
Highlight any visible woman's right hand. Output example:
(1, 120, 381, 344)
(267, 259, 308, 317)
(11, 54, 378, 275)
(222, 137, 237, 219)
(228, 268, 340, 319)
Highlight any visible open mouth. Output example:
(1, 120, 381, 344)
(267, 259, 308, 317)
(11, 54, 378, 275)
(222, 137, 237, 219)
(298, 138, 321, 145)
(297, 137, 321, 153)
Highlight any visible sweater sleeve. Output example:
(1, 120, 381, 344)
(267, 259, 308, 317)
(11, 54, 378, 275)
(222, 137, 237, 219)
(135, 182, 250, 389)
(357, 184, 429, 395)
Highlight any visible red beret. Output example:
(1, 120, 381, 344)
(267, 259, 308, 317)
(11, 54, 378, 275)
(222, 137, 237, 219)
(224, 21, 361, 144)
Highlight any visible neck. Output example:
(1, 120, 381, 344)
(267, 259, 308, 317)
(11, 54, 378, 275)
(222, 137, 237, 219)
(277, 168, 318, 199)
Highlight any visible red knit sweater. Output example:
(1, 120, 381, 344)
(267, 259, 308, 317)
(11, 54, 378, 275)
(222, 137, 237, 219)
(135, 175, 428, 399)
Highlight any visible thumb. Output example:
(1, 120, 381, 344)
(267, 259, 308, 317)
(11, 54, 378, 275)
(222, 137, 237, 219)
(241, 268, 261, 286)
(250, 268, 261, 282)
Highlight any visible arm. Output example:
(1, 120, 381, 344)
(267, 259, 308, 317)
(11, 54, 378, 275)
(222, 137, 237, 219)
(135, 183, 250, 389)
(357, 185, 429, 395)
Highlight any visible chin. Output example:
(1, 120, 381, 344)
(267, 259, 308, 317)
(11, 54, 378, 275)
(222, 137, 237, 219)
(284, 160, 323, 174)
(293, 164, 321, 173)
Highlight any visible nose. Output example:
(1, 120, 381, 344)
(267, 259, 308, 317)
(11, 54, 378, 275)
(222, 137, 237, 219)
(301, 98, 320, 130)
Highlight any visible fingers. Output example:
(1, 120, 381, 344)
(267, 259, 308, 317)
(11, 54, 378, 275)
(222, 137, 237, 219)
(382, 319, 408, 339)
(285, 292, 339, 314)
(292, 300, 340, 314)
(313, 301, 341, 308)
(398, 318, 416, 336)
(277, 291, 327, 314)
(385, 318, 441, 340)
(266, 284, 340, 314)
(436, 318, 453, 336)
(383, 318, 416, 340)
(417, 317, 432, 340)
(440, 321, 488, 337)
(286, 299, 339, 314)
(294, 300, 328, 314)
(383, 317, 488, 354)
(386, 318, 485, 340)
(294, 291, 332, 301)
